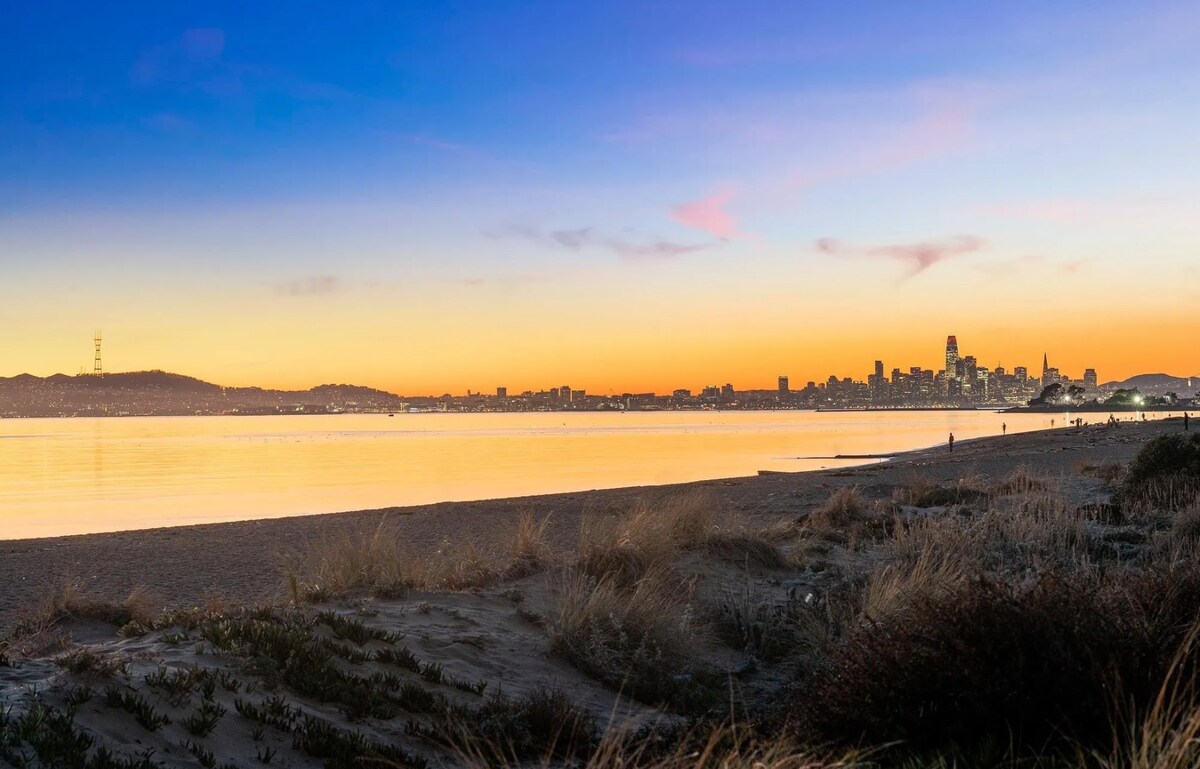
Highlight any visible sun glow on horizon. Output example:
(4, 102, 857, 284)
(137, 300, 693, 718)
(2, 2, 1199, 391)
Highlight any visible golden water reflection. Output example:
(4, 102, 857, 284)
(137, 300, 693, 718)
(1, 410, 1081, 540)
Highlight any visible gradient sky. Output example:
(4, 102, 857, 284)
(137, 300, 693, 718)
(2, 1, 1198, 394)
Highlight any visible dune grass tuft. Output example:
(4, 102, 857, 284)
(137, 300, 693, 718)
(550, 567, 718, 712)
(505, 512, 554, 578)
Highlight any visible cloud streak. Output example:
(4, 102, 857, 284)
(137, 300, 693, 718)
(274, 276, 342, 296)
(486, 224, 709, 263)
(817, 235, 985, 278)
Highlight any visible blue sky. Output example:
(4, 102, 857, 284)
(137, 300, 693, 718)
(1, 1, 1198, 390)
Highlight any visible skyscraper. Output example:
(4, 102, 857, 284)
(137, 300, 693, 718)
(1083, 368, 1098, 390)
(962, 355, 978, 395)
(945, 335, 959, 392)
(778, 375, 789, 394)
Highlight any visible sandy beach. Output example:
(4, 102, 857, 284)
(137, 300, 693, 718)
(1, 415, 1196, 768)
(0, 417, 1177, 632)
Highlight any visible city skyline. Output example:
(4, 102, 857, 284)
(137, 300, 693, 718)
(3, 2, 1199, 392)
(5, 330, 1193, 401)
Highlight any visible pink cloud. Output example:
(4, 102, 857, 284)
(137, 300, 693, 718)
(671, 188, 739, 239)
(978, 199, 1094, 223)
(817, 235, 986, 278)
(785, 104, 972, 194)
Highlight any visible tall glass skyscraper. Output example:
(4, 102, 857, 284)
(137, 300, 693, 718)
(945, 335, 960, 384)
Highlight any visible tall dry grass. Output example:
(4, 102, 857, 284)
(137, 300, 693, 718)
(507, 512, 553, 577)
(550, 567, 714, 710)
(808, 487, 864, 531)
(886, 488, 1089, 575)
(1, 581, 159, 658)
(578, 496, 702, 584)
(579, 492, 786, 583)
(456, 722, 873, 769)
(1171, 499, 1200, 542)
(1095, 623, 1200, 769)
(990, 464, 1051, 496)
(855, 546, 964, 626)
(283, 519, 423, 600)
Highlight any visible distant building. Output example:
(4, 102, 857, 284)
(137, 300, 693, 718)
(496, 387, 507, 398)
(962, 356, 978, 395)
(560, 385, 571, 402)
(1014, 366, 1028, 383)
(778, 375, 789, 394)
(1083, 368, 1098, 390)
(720, 383, 735, 399)
(945, 335, 960, 391)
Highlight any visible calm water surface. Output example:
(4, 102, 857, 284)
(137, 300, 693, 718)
(1, 410, 1077, 540)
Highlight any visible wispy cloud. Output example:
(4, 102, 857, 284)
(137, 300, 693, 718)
(1059, 257, 1092, 274)
(975, 254, 1043, 277)
(977, 199, 1094, 223)
(132, 28, 350, 104)
(671, 187, 739, 240)
(606, 239, 708, 262)
(485, 224, 709, 263)
(817, 235, 985, 278)
(132, 28, 226, 86)
(274, 276, 342, 296)
(449, 273, 546, 289)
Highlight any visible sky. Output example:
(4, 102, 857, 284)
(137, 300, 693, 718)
(2, 1, 1198, 394)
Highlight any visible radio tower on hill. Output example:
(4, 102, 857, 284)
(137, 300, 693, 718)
(93, 331, 103, 376)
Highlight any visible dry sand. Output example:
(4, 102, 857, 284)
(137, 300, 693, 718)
(0, 417, 1180, 632)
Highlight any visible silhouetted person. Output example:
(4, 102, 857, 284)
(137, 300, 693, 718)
(1185, 412, 1190, 431)
(948, 432, 955, 453)
(1002, 422, 1007, 435)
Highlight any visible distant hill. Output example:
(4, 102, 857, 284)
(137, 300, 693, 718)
(1101, 373, 1200, 396)
(0, 370, 407, 418)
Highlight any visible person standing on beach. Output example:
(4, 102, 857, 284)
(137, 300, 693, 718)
(1002, 422, 1007, 435)
(949, 432, 955, 453)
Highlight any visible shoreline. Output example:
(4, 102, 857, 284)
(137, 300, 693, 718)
(0, 418, 1187, 631)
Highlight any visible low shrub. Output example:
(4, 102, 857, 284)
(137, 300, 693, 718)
(1120, 433, 1200, 511)
(455, 686, 598, 762)
(798, 564, 1200, 760)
